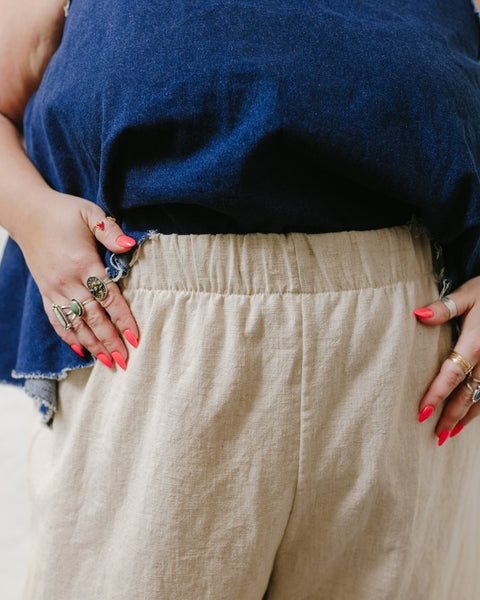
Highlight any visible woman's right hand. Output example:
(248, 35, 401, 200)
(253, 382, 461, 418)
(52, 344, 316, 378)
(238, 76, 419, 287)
(14, 188, 140, 369)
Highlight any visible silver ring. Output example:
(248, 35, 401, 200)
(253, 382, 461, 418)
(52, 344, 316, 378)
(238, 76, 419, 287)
(441, 296, 457, 319)
(52, 303, 75, 330)
(465, 377, 480, 403)
(86, 276, 113, 301)
(52, 297, 95, 330)
(69, 297, 95, 317)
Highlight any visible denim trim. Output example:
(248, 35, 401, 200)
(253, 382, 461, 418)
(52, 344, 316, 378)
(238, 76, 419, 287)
(11, 363, 94, 426)
(25, 379, 57, 427)
(11, 361, 95, 381)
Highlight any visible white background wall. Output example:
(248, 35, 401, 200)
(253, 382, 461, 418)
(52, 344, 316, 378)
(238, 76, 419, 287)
(0, 226, 32, 599)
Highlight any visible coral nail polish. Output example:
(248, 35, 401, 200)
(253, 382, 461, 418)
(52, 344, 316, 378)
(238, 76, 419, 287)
(116, 235, 137, 249)
(97, 353, 113, 369)
(123, 329, 139, 348)
(111, 351, 127, 370)
(418, 405, 434, 423)
(438, 430, 450, 446)
(413, 308, 434, 319)
(70, 344, 84, 357)
(450, 424, 464, 438)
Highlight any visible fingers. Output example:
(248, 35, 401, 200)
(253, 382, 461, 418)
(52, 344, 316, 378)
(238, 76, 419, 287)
(417, 303, 480, 445)
(413, 292, 466, 326)
(46, 274, 140, 370)
(86, 209, 136, 254)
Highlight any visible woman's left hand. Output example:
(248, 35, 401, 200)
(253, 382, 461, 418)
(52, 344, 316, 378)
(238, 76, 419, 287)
(414, 275, 480, 445)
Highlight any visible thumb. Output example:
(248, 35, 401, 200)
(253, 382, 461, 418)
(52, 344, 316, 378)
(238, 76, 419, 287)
(413, 292, 465, 325)
(88, 212, 137, 254)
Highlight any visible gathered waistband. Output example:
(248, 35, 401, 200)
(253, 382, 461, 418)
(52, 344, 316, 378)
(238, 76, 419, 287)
(123, 225, 434, 296)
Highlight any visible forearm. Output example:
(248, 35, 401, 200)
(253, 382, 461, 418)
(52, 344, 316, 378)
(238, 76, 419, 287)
(0, 111, 56, 243)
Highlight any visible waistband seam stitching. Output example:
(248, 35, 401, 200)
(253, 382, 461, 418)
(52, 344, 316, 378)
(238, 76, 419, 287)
(123, 271, 435, 297)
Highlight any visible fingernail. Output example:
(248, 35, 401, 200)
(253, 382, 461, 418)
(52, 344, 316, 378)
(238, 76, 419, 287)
(111, 351, 127, 370)
(413, 308, 434, 319)
(70, 344, 84, 358)
(438, 430, 450, 446)
(97, 353, 113, 369)
(116, 235, 136, 249)
(418, 405, 435, 423)
(123, 329, 138, 348)
(450, 424, 464, 438)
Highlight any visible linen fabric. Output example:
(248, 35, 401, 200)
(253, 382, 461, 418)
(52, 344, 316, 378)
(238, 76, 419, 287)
(24, 228, 480, 599)
(1, 0, 480, 408)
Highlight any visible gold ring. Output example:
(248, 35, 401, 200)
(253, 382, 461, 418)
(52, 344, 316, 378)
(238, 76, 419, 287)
(92, 220, 105, 235)
(92, 216, 116, 236)
(448, 351, 474, 378)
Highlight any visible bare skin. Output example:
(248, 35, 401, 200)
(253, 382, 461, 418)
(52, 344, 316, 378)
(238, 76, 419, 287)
(0, 0, 479, 426)
(0, 0, 139, 369)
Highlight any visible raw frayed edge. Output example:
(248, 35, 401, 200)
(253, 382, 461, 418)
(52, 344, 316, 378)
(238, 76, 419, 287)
(11, 363, 94, 426)
(105, 231, 153, 280)
(11, 361, 94, 382)
(403, 216, 452, 296)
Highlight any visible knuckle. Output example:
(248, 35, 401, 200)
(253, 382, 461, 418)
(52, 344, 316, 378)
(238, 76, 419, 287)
(461, 392, 474, 408)
(85, 306, 106, 329)
(442, 366, 465, 389)
(99, 291, 117, 311)
(469, 339, 480, 357)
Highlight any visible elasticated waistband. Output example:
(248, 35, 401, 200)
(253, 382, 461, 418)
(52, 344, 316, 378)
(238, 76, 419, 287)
(124, 225, 434, 295)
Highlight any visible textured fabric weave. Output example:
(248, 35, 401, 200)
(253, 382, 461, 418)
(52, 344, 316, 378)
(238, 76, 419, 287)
(24, 228, 480, 599)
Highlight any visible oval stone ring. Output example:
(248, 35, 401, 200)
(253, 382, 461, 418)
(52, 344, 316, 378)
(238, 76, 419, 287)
(52, 297, 95, 331)
(86, 275, 114, 301)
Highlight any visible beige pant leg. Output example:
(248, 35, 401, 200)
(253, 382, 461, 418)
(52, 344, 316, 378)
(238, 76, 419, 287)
(24, 230, 480, 600)
(265, 271, 480, 599)
(24, 289, 303, 600)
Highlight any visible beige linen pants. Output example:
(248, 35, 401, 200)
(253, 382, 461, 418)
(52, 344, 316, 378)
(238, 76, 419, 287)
(25, 228, 480, 599)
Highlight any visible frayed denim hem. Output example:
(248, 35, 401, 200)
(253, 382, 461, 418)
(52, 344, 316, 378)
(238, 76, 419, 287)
(10, 363, 95, 427)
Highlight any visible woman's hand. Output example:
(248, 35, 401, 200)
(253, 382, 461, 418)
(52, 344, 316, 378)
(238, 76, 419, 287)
(14, 188, 140, 369)
(414, 276, 480, 445)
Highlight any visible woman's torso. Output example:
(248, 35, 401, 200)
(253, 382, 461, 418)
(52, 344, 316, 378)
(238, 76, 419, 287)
(23, 0, 480, 243)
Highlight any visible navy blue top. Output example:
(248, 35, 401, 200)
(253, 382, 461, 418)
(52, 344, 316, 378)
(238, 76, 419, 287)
(1, 0, 480, 422)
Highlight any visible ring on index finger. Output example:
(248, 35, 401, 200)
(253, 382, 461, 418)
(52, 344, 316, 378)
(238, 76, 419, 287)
(441, 296, 457, 319)
(448, 351, 474, 378)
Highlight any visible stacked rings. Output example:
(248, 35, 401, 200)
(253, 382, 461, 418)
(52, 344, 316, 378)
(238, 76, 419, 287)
(448, 351, 474, 378)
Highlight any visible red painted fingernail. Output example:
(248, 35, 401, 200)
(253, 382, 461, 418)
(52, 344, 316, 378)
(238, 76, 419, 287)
(438, 430, 450, 446)
(70, 344, 84, 358)
(418, 405, 434, 423)
(413, 308, 434, 319)
(450, 424, 464, 438)
(123, 329, 138, 348)
(116, 235, 136, 249)
(111, 351, 127, 370)
(97, 353, 113, 369)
